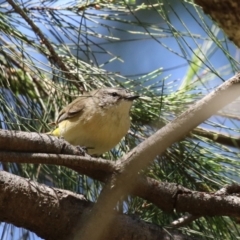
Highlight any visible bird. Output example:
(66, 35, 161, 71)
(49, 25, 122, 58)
(49, 87, 139, 155)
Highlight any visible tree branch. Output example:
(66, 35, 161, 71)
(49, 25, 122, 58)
(0, 151, 115, 182)
(195, 0, 240, 48)
(1, 133, 240, 220)
(1, 73, 240, 238)
(0, 171, 196, 240)
(192, 127, 240, 148)
(0, 129, 81, 155)
(77, 73, 240, 239)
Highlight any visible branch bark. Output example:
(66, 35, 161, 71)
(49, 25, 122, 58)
(0, 129, 81, 155)
(1, 74, 240, 238)
(1, 147, 240, 219)
(192, 127, 240, 148)
(76, 73, 240, 240)
(194, 0, 240, 48)
(0, 171, 196, 240)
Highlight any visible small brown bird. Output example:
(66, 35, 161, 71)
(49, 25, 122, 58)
(50, 88, 139, 155)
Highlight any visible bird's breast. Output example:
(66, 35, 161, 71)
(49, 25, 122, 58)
(58, 107, 131, 155)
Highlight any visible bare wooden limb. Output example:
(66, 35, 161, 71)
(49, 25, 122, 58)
(1, 147, 240, 220)
(0, 130, 81, 155)
(0, 151, 115, 182)
(1, 73, 240, 239)
(77, 73, 240, 240)
(0, 171, 196, 240)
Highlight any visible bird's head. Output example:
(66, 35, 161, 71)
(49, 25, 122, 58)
(89, 88, 139, 111)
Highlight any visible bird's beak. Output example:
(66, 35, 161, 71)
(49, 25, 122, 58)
(125, 95, 139, 101)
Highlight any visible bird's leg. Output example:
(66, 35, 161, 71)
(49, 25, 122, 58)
(76, 146, 94, 156)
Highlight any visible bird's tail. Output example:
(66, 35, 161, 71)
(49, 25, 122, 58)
(46, 128, 60, 136)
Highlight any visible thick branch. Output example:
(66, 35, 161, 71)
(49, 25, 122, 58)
(2, 148, 240, 219)
(194, 0, 240, 48)
(1, 73, 240, 239)
(0, 151, 115, 182)
(78, 74, 240, 239)
(0, 171, 194, 240)
(0, 130, 81, 155)
(1, 135, 240, 238)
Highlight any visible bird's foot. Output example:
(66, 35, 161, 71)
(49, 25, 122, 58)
(76, 146, 94, 156)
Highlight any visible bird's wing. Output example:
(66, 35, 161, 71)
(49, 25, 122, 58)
(56, 97, 86, 123)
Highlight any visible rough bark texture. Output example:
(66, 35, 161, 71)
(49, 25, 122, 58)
(0, 171, 196, 240)
(0, 129, 82, 155)
(1, 74, 240, 239)
(195, 0, 240, 47)
(0, 171, 91, 239)
(74, 73, 240, 239)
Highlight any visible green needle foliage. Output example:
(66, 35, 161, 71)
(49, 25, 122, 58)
(1, 0, 240, 239)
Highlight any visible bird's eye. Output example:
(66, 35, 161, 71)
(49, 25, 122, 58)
(111, 92, 118, 97)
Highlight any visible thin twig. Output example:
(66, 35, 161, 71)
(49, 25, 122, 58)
(170, 214, 200, 228)
(6, 0, 83, 91)
(192, 127, 240, 148)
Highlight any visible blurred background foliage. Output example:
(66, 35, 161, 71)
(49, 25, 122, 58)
(1, 0, 240, 239)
